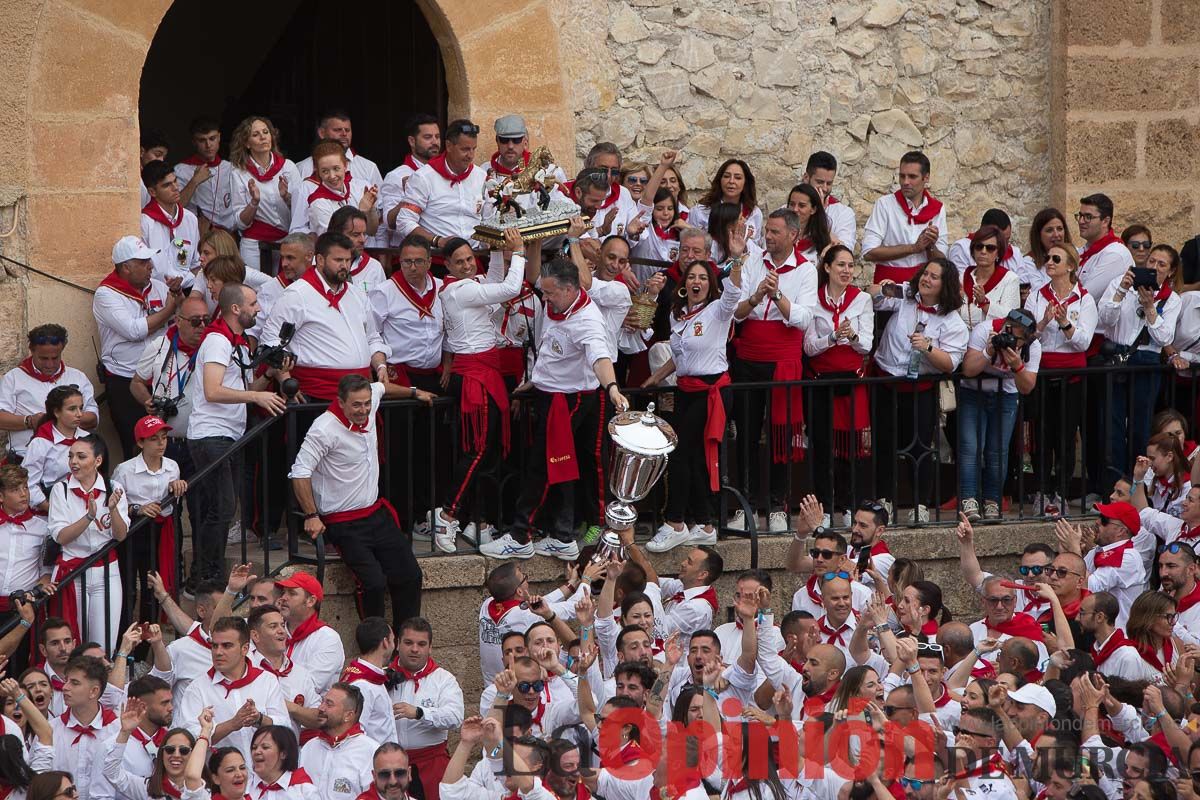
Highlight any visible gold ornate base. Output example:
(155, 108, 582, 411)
(473, 217, 588, 247)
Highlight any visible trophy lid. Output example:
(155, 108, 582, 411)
(608, 402, 677, 456)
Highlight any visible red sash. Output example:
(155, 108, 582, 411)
(289, 366, 370, 402)
(676, 374, 731, 492)
(407, 742, 452, 800)
(322, 497, 400, 528)
(243, 220, 287, 242)
(142, 201, 185, 233)
(894, 190, 943, 225)
(1079, 230, 1123, 270)
(990, 611, 1045, 642)
(1092, 628, 1135, 667)
(388, 363, 440, 388)
(51, 550, 119, 641)
(546, 393, 579, 485)
(1040, 352, 1087, 370)
(392, 272, 437, 318)
(811, 287, 870, 456)
(497, 346, 525, 379)
(735, 320, 805, 463)
(872, 263, 924, 284)
(452, 350, 511, 456)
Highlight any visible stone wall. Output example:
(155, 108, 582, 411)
(1062, 0, 1200, 249)
(554, 0, 1055, 248)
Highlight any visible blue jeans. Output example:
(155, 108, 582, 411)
(1109, 349, 1163, 483)
(957, 387, 1019, 502)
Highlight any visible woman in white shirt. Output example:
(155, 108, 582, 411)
(23, 385, 85, 511)
(959, 224, 1021, 331)
(869, 258, 969, 523)
(104, 704, 212, 800)
(641, 257, 743, 551)
(46, 434, 130, 652)
(1023, 244, 1096, 518)
(1020, 208, 1075, 294)
(804, 246, 873, 520)
(785, 183, 834, 264)
(689, 159, 764, 247)
(206, 746, 252, 800)
(1134, 432, 1192, 517)
(630, 188, 686, 284)
(296, 140, 379, 237)
(229, 116, 301, 272)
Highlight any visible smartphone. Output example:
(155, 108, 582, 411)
(1131, 267, 1159, 291)
(881, 283, 907, 299)
(856, 548, 873, 574)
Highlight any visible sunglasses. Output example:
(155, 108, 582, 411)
(953, 726, 992, 739)
(31, 336, 65, 346)
(884, 705, 915, 716)
(497, 136, 524, 144)
(377, 769, 409, 780)
(55, 788, 79, 799)
(162, 745, 192, 756)
(983, 595, 1016, 605)
(821, 571, 851, 582)
(1129, 241, 1153, 249)
(517, 680, 546, 694)
(398, 259, 430, 268)
(1045, 254, 1065, 265)
(178, 315, 208, 327)
(1018, 565, 1045, 577)
(972, 243, 999, 253)
(1044, 566, 1079, 578)
(917, 642, 944, 654)
(810, 548, 840, 560)
(625, 176, 649, 185)
(899, 778, 927, 790)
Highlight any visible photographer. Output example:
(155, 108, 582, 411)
(1098, 243, 1183, 479)
(959, 308, 1041, 521)
(0, 464, 54, 672)
(186, 282, 287, 592)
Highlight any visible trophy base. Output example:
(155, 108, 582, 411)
(605, 502, 637, 532)
(474, 218, 578, 247)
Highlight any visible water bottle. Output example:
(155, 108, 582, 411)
(906, 322, 926, 379)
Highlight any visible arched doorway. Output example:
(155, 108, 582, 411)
(139, 0, 448, 167)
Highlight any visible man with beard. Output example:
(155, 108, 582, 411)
(358, 743, 412, 800)
(331, 206, 387, 291)
(90, 675, 173, 799)
(766, 641, 843, 720)
(186, 283, 287, 588)
(381, 114, 441, 247)
(861, 151, 948, 285)
(543, 739, 587, 800)
(847, 500, 896, 590)
(945, 707, 1019, 800)
(1077, 592, 1158, 681)
(1156, 541, 1200, 644)
(300, 682, 379, 799)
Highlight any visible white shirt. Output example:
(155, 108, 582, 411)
(803, 287, 874, 365)
(657, 579, 716, 648)
(0, 364, 97, 456)
(589, 277, 633, 363)
(964, 322, 1042, 394)
(175, 158, 239, 231)
(1098, 278, 1181, 351)
(1092, 629, 1161, 682)
(141, 204, 200, 287)
(289, 382, 384, 516)
(530, 292, 612, 393)
(714, 619, 782, 682)
(178, 662, 289, 764)
(740, 250, 816, 328)
(389, 661, 465, 749)
(477, 589, 581, 683)
(967, 619, 1050, 667)
(1023, 283, 1097, 356)
(1171, 291, 1200, 363)
(861, 192, 949, 281)
(296, 149, 383, 195)
(48, 475, 130, 560)
(94, 278, 171, 378)
(23, 425, 80, 506)
(187, 330, 251, 440)
(134, 332, 197, 438)
(1084, 539, 1147, 628)
(290, 175, 375, 235)
(791, 575, 873, 617)
(348, 254, 386, 293)
(298, 729, 378, 800)
(252, 653, 321, 731)
(51, 707, 121, 800)
(259, 271, 388, 374)
(1139, 506, 1200, 548)
(379, 156, 427, 247)
(370, 273, 445, 370)
(343, 660, 398, 745)
(111, 453, 180, 516)
(872, 296, 969, 377)
(1077, 237, 1135, 300)
(92, 727, 166, 800)
(231, 158, 303, 239)
(247, 273, 298, 342)
(396, 161, 487, 244)
(287, 623, 346, 696)
(442, 774, 559, 800)
(165, 622, 212, 709)
(825, 199, 857, 251)
(670, 281, 742, 376)
(0, 510, 49, 596)
(958, 267, 1021, 331)
(441, 256, 526, 355)
(249, 769, 321, 800)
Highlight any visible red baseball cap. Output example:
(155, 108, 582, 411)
(276, 571, 324, 602)
(134, 415, 172, 441)
(1094, 501, 1141, 536)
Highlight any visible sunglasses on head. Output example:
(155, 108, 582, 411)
(31, 335, 65, 346)
(377, 769, 408, 780)
(917, 642, 944, 654)
(972, 242, 999, 253)
(517, 680, 546, 694)
(810, 548, 840, 560)
(456, 124, 481, 136)
(821, 571, 850, 582)
(161, 745, 192, 756)
(1160, 542, 1195, 555)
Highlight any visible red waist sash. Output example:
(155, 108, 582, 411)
(810, 346, 871, 458)
(243, 220, 287, 242)
(735, 320, 804, 463)
(498, 347, 525, 379)
(290, 365, 370, 402)
(452, 350, 510, 455)
(388, 362, 441, 388)
(322, 497, 400, 528)
(677, 374, 731, 492)
(51, 549, 119, 641)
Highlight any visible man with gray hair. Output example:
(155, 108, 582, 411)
(561, 142, 640, 241)
(248, 232, 313, 342)
(481, 258, 629, 561)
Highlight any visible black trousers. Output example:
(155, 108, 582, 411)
(664, 378, 730, 526)
(808, 381, 872, 512)
(444, 375, 504, 521)
(733, 358, 790, 510)
(874, 384, 937, 506)
(389, 372, 444, 526)
(511, 390, 603, 543)
(105, 374, 144, 461)
(324, 505, 423, 631)
(1030, 376, 1082, 497)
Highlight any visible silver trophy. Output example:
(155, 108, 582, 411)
(591, 403, 677, 564)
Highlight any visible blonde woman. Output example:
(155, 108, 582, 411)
(229, 116, 301, 271)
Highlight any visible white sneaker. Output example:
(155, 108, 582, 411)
(432, 508, 460, 554)
(727, 510, 747, 531)
(533, 537, 580, 561)
(460, 522, 497, 546)
(768, 511, 789, 533)
(411, 521, 432, 542)
(688, 525, 717, 545)
(227, 521, 258, 544)
(479, 534, 535, 559)
(961, 498, 981, 522)
(647, 523, 693, 553)
(821, 513, 832, 529)
(906, 505, 930, 524)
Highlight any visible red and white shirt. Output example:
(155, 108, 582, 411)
(177, 661, 289, 765)
(529, 290, 612, 393)
(249, 768, 320, 800)
(1099, 277, 1181, 353)
(1077, 233, 1134, 300)
(254, 652, 321, 733)
(0, 506, 50, 600)
(669, 281, 743, 376)
(0, 361, 97, 457)
(140, 202, 201, 286)
(1023, 283, 1097, 362)
(93, 274, 171, 378)
(231, 155, 302, 240)
(348, 254, 386, 293)
(379, 155, 427, 247)
(188, 323, 253, 440)
(658, 579, 718, 647)
(165, 622, 213, 708)
(804, 286, 874, 364)
(291, 175, 376, 236)
(958, 266, 1021, 331)
(369, 272, 444, 370)
(299, 726, 379, 800)
(47, 475, 130, 561)
(23, 423, 81, 507)
(440, 256, 526, 355)
(739, 250, 816, 328)
(791, 574, 873, 617)
(965, 321, 1042, 394)
(286, 616, 346, 696)
(872, 296, 969, 378)
(477, 590, 580, 683)
(51, 706, 120, 800)
(1084, 539, 1146, 628)
(387, 658, 465, 750)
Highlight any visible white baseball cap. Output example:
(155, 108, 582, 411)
(1007, 683, 1056, 717)
(112, 236, 157, 264)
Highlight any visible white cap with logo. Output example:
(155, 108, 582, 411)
(112, 236, 157, 264)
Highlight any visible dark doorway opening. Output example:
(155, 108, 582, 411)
(140, 0, 447, 172)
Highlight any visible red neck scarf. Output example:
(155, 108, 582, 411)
(1177, 581, 1200, 614)
(318, 722, 365, 747)
(142, 201, 185, 232)
(954, 752, 1009, 781)
(669, 586, 718, 614)
(1040, 283, 1085, 309)
(933, 683, 954, 709)
(819, 285, 861, 327)
(428, 153, 474, 186)
(805, 575, 825, 606)
(652, 220, 679, 241)
(546, 290, 591, 321)
(402, 155, 424, 172)
(392, 272, 437, 318)
(342, 659, 386, 686)
(306, 173, 352, 205)
(802, 681, 840, 718)
(0, 506, 34, 526)
(277, 272, 294, 289)
(166, 325, 199, 357)
(131, 725, 167, 750)
(258, 656, 294, 679)
(61, 707, 117, 743)
(893, 189, 943, 225)
(1134, 636, 1174, 671)
(187, 624, 212, 650)
(1051, 589, 1091, 621)
(1154, 282, 1174, 303)
(209, 660, 263, 697)
(764, 255, 800, 276)
(34, 420, 76, 447)
(18, 356, 65, 383)
(818, 615, 853, 645)
(328, 399, 368, 433)
(245, 153, 285, 183)
(201, 317, 248, 349)
(394, 658, 438, 691)
(162, 781, 183, 799)
(963, 265, 1008, 304)
(990, 611, 1045, 642)
(1092, 628, 1135, 667)
(490, 150, 530, 177)
(487, 596, 522, 623)
(1093, 539, 1134, 568)
(1079, 229, 1123, 269)
(287, 613, 328, 648)
(850, 539, 890, 560)
(183, 154, 222, 168)
(301, 267, 349, 310)
(99, 269, 153, 311)
(71, 485, 101, 502)
(349, 253, 372, 277)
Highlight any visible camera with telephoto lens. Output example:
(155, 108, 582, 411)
(250, 321, 296, 371)
(9, 583, 48, 607)
(992, 329, 1019, 352)
(149, 396, 179, 420)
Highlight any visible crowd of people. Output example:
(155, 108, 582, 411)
(0, 106, 1200, 800)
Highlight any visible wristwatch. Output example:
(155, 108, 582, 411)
(772, 289, 783, 301)
(415, 707, 425, 720)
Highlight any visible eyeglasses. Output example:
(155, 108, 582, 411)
(1159, 612, 1179, 624)
(162, 745, 192, 756)
(899, 778, 927, 790)
(1189, 769, 1200, 782)
(983, 595, 1016, 606)
(1159, 542, 1195, 555)
(972, 243, 999, 253)
(55, 787, 79, 799)
(178, 315, 208, 327)
(1044, 566, 1080, 578)
(597, 167, 621, 175)
(497, 136, 524, 144)
(517, 680, 546, 694)
(821, 571, 850, 582)
(883, 705, 915, 716)
(625, 176, 649, 185)
(917, 643, 944, 655)
(1074, 212, 1101, 222)
(953, 726, 993, 739)
(1129, 241, 1153, 250)
(31, 335, 65, 346)
(1018, 565, 1046, 577)
(810, 548, 840, 560)
(398, 259, 430, 268)
(1045, 254, 1065, 265)
(377, 769, 409, 780)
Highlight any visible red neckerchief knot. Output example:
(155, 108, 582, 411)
(18, 357, 65, 383)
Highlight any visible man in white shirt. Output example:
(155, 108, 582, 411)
(289, 374, 423, 631)
(622, 533, 721, 650)
(861, 151, 948, 285)
(94, 236, 182, 459)
(178, 616, 289, 765)
(340, 616, 398, 746)
(247, 604, 320, 734)
(482, 258, 629, 561)
(0, 464, 53, 670)
(186, 283, 286, 587)
(300, 682, 379, 800)
(802, 151, 856, 250)
(0, 324, 99, 460)
(51, 656, 120, 800)
(1079, 592, 1159, 681)
(395, 119, 487, 253)
(388, 616, 465, 800)
(381, 113, 441, 247)
(475, 563, 580, 684)
(175, 116, 238, 235)
(140, 160, 201, 287)
(35, 616, 76, 714)
(162, 580, 224, 708)
(90, 675, 174, 800)
(369, 235, 444, 395)
(948, 707, 1020, 800)
(328, 205, 387, 291)
(1056, 502, 1147, 627)
(275, 571, 346, 695)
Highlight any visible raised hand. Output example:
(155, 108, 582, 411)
(663, 633, 682, 667)
(460, 715, 485, 744)
(227, 563, 256, 594)
(121, 697, 146, 732)
(198, 707, 215, 737)
(797, 494, 825, 534)
(494, 668, 517, 695)
(659, 150, 677, 168)
(107, 487, 124, 511)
